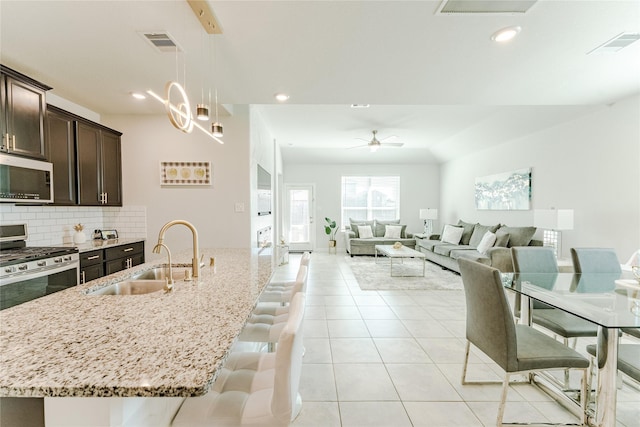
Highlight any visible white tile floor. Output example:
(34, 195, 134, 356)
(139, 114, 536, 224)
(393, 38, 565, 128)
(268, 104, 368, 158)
(272, 252, 640, 427)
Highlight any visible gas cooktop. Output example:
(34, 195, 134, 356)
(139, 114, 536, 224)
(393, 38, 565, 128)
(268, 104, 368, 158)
(0, 246, 78, 266)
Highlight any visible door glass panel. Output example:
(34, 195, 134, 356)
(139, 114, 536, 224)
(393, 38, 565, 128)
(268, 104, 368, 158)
(288, 189, 310, 244)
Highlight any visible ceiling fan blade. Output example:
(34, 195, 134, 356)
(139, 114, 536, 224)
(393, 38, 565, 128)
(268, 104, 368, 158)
(347, 143, 370, 150)
(380, 142, 404, 147)
(355, 137, 371, 143)
(380, 135, 398, 143)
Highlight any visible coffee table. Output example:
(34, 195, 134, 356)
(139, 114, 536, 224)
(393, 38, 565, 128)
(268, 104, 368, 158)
(374, 245, 426, 277)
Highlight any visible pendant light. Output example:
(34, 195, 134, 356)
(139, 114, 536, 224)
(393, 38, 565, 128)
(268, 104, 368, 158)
(196, 31, 210, 121)
(211, 33, 223, 137)
(212, 88, 223, 137)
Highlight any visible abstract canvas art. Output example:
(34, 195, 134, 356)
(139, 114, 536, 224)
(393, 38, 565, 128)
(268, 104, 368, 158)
(475, 168, 531, 210)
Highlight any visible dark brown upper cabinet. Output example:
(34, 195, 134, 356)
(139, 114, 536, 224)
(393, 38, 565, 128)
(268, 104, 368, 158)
(76, 120, 122, 206)
(46, 106, 77, 205)
(0, 65, 51, 160)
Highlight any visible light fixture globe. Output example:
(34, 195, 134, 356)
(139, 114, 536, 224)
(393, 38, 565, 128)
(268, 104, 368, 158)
(196, 104, 210, 121)
(212, 122, 224, 137)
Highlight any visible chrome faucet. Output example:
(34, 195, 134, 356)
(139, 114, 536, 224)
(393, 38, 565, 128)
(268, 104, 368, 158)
(152, 242, 174, 291)
(154, 220, 201, 278)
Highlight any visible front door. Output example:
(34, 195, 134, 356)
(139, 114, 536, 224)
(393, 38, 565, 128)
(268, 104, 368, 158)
(284, 184, 314, 252)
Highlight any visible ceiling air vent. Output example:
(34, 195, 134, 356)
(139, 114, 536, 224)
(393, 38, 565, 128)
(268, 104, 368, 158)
(588, 32, 640, 55)
(139, 32, 183, 53)
(436, 0, 537, 14)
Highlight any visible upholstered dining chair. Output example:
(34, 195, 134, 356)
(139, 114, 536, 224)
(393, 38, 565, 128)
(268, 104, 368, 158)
(511, 247, 598, 389)
(570, 248, 622, 274)
(172, 293, 306, 427)
(458, 258, 589, 426)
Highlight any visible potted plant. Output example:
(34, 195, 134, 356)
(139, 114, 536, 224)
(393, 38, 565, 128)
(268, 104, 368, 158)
(324, 217, 338, 247)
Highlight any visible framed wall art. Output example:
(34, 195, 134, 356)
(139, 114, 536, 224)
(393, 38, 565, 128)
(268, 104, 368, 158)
(475, 167, 531, 210)
(160, 161, 211, 186)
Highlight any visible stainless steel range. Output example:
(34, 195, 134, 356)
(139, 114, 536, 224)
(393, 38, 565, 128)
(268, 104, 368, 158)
(0, 224, 79, 310)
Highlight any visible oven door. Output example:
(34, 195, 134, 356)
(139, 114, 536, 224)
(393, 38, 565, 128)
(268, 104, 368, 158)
(0, 262, 79, 310)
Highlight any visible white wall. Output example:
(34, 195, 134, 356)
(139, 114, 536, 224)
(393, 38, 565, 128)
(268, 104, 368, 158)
(440, 94, 640, 260)
(104, 106, 252, 260)
(283, 163, 440, 251)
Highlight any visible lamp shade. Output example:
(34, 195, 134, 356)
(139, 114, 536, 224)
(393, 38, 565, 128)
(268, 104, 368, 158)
(533, 209, 574, 230)
(419, 208, 438, 220)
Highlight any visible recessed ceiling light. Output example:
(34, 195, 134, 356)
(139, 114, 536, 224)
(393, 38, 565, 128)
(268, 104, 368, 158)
(350, 104, 370, 109)
(491, 26, 521, 42)
(274, 93, 290, 102)
(130, 92, 146, 100)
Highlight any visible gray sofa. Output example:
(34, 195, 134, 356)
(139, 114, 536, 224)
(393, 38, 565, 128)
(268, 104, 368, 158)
(417, 220, 542, 273)
(344, 219, 416, 256)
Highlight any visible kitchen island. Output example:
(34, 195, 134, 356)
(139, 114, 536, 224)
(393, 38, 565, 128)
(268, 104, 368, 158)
(0, 248, 273, 426)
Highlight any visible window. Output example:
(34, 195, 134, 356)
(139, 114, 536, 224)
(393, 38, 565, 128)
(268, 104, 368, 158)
(341, 176, 400, 226)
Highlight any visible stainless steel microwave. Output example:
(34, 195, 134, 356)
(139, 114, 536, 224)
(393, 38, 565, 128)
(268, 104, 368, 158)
(0, 153, 53, 203)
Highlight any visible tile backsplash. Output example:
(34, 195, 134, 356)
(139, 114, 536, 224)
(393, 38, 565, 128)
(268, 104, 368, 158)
(0, 205, 147, 245)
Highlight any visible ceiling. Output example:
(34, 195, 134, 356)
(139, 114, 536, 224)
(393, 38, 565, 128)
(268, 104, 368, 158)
(1, 1, 639, 164)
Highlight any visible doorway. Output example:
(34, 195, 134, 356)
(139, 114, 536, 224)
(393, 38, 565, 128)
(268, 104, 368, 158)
(284, 184, 315, 252)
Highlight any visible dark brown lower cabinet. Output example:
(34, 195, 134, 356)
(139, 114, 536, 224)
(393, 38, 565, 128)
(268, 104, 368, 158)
(79, 242, 144, 283)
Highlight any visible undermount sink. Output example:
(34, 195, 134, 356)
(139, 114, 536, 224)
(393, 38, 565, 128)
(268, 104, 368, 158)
(130, 266, 186, 281)
(88, 279, 168, 296)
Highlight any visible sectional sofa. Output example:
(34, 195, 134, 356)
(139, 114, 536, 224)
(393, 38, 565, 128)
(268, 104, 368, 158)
(416, 220, 542, 273)
(344, 219, 416, 256)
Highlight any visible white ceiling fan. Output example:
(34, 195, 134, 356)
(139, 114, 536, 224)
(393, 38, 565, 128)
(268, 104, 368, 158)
(350, 130, 404, 152)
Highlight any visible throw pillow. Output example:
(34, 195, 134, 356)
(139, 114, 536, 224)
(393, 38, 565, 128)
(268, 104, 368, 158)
(496, 226, 536, 247)
(476, 231, 497, 255)
(375, 219, 401, 237)
(441, 224, 464, 245)
(494, 233, 510, 247)
(469, 223, 501, 247)
(457, 220, 477, 245)
(384, 225, 403, 239)
(349, 218, 374, 238)
(358, 225, 374, 239)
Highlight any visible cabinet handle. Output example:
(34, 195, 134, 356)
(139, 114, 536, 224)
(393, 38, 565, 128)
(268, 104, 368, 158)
(11, 135, 15, 150)
(2, 133, 9, 150)
(86, 255, 100, 260)
(104, 193, 108, 204)
(123, 248, 133, 252)
(81, 271, 86, 284)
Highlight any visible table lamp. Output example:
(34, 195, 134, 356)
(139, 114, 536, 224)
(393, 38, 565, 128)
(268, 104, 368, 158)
(533, 208, 574, 258)
(419, 208, 438, 236)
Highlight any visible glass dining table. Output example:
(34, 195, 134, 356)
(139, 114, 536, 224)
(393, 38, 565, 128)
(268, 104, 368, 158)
(502, 271, 640, 427)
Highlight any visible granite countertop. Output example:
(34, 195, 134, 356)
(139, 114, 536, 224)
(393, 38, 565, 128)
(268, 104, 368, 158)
(0, 248, 273, 398)
(58, 238, 146, 253)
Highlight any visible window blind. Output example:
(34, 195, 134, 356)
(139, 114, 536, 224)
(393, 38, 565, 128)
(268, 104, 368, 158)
(341, 176, 400, 226)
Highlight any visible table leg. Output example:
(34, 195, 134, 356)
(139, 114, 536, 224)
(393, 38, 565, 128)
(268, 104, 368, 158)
(595, 326, 619, 427)
(520, 294, 532, 326)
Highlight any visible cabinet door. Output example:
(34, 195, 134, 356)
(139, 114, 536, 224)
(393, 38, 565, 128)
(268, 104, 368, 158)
(100, 130, 122, 206)
(76, 122, 101, 205)
(4, 76, 46, 159)
(105, 258, 128, 276)
(130, 253, 144, 268)
(0, 76, 6, 151)
(81, 264, 104, 284)
(46, 108, 77, 205)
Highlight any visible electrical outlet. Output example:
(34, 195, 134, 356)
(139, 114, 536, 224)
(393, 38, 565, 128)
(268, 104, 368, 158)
(234, 202, 245, 213)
